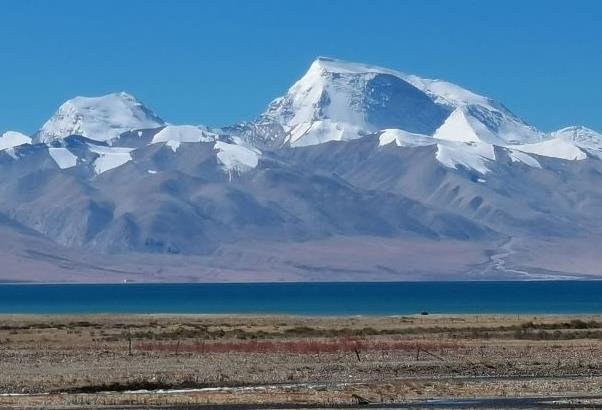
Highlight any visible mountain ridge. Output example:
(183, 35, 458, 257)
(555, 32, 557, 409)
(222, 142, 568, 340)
(0, 57, 601, 282)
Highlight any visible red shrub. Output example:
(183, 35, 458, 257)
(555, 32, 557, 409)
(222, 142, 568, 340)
(135, 337, 461, 355)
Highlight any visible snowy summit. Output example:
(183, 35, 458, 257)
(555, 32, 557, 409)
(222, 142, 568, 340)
(0, 131, 31, 151)
(35, 92, 165, 143)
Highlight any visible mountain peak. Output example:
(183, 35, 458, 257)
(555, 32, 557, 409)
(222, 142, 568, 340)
(260, 57, 449, 147)
(552, 125, 602, 159)
(309, 56, 394, 74)
(0, 131, 31, 151)
(247, 57, 545, 149)
(307, 57, 497, 111)
(35, 92, 165, 143)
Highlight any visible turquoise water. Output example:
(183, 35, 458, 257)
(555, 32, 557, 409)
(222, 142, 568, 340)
(0, 281, 600, 315)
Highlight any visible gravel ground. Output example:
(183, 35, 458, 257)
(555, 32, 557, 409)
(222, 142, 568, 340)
(0, 314, 600, 408)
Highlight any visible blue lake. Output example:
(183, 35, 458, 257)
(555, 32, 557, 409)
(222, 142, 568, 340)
(0, 281, 600, 315)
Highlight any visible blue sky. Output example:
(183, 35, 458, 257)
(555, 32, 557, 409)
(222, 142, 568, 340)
(1, 0, 601, 134)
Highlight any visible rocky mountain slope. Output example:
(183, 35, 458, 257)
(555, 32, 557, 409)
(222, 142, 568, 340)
(1, 58, 601, 282)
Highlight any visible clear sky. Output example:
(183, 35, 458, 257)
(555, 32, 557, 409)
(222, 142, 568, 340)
(1, 0, 601, 134)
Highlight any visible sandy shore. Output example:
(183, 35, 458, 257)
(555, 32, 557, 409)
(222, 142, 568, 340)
(0, 314, 600, 408)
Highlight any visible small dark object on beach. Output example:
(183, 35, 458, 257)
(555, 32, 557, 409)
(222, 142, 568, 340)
(421, 311, 429, 315)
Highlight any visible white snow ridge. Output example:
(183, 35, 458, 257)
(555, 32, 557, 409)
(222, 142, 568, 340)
(151, 125, 217, 144)
(9, 58, 601, 180)
(378, 129, 433, 148)
(514, 139, 587, 161)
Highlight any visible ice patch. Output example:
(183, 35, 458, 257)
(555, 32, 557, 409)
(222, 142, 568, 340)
(436, 141, 496, 174)
(48, 147, 78, 169)
(214, 139, 261, 173)
(151, 125, 217, 145)
(166, 140, 181, 152)
(4, 148, 19, 160)
(379, 129, 434, 147)
(507, 149, 542, 168)
(88, 144, 134, 174)
(379, 128, 496, 174)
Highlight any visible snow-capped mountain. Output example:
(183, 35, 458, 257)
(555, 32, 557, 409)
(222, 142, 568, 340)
(247, 55, 571, 174)
(0, 57, 601, 282)
(552, 126, 602, 159)
(233, 57, 576, 175)
(252, 57, 544, 150)
(35, 92, 165, 143)
(258, 57, 449, 147)
(0, 131, 31, 151)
